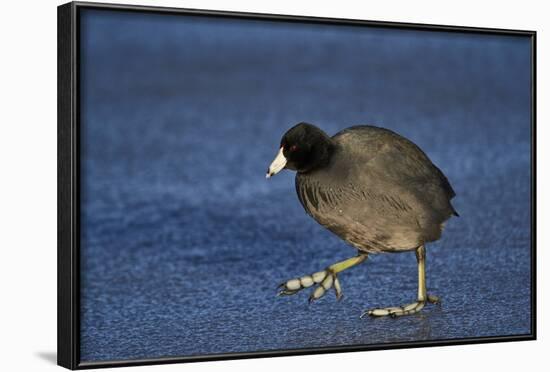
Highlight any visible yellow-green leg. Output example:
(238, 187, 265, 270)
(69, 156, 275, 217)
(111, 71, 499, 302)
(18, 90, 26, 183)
(361, 245, 440, 318)
(277, 254, 367, 302)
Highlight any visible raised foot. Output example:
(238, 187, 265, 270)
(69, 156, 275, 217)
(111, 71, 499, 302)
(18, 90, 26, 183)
(361, 294, 440, 318)
(277, 269, 343, 302)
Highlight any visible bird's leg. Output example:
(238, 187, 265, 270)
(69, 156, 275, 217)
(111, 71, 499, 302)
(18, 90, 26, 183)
(361, 245, 440, 318)
(277, 254, 367, 302)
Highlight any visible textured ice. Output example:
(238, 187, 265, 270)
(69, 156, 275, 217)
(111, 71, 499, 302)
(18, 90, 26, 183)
(79, 9, 532, 362)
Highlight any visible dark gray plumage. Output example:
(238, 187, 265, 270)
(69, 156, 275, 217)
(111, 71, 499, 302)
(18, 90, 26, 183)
(294, 125, 458, 254)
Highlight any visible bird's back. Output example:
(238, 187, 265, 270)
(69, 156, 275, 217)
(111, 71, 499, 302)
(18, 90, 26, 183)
(295, 125, 457, 253)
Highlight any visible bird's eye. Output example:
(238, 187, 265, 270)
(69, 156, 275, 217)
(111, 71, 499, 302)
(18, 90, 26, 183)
(290, 145, 298, 152)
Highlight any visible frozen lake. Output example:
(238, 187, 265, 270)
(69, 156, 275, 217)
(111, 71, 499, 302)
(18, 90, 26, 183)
(79, 9, 533, 362)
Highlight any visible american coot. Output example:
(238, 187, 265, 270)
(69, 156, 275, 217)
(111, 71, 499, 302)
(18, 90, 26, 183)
(266, 122, 458, 317)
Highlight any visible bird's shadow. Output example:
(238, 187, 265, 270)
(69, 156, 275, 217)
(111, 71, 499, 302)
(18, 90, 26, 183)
(36, 351, 57, 365)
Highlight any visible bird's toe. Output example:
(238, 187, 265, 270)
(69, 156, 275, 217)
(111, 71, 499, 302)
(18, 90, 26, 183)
(277, 269, 342, 303)
(362, 295, 440, 318)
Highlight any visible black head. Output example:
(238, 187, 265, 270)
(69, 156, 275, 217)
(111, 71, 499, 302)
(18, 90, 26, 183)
(266, 122, 334, 177)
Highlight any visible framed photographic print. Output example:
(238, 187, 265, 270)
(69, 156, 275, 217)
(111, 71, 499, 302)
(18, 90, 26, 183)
(58, 1, 536, 369)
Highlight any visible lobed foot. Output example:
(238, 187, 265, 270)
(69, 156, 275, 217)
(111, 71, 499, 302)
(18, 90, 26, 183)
(277, 269, 343, 302)
(361, 294, 440, 318)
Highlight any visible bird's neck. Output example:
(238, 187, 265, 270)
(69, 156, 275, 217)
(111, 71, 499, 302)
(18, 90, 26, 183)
(300, 137, 335, 174)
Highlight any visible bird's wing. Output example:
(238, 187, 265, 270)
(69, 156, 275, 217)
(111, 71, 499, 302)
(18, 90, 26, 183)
(363, 136, 458, 219)
(334, 125, 456, 202)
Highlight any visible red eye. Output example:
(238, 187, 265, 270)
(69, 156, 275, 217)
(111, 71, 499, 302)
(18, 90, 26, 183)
(290, 145, 298, 152)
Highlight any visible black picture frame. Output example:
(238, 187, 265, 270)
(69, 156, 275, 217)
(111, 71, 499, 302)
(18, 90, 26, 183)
(58, 1, 537, 369)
